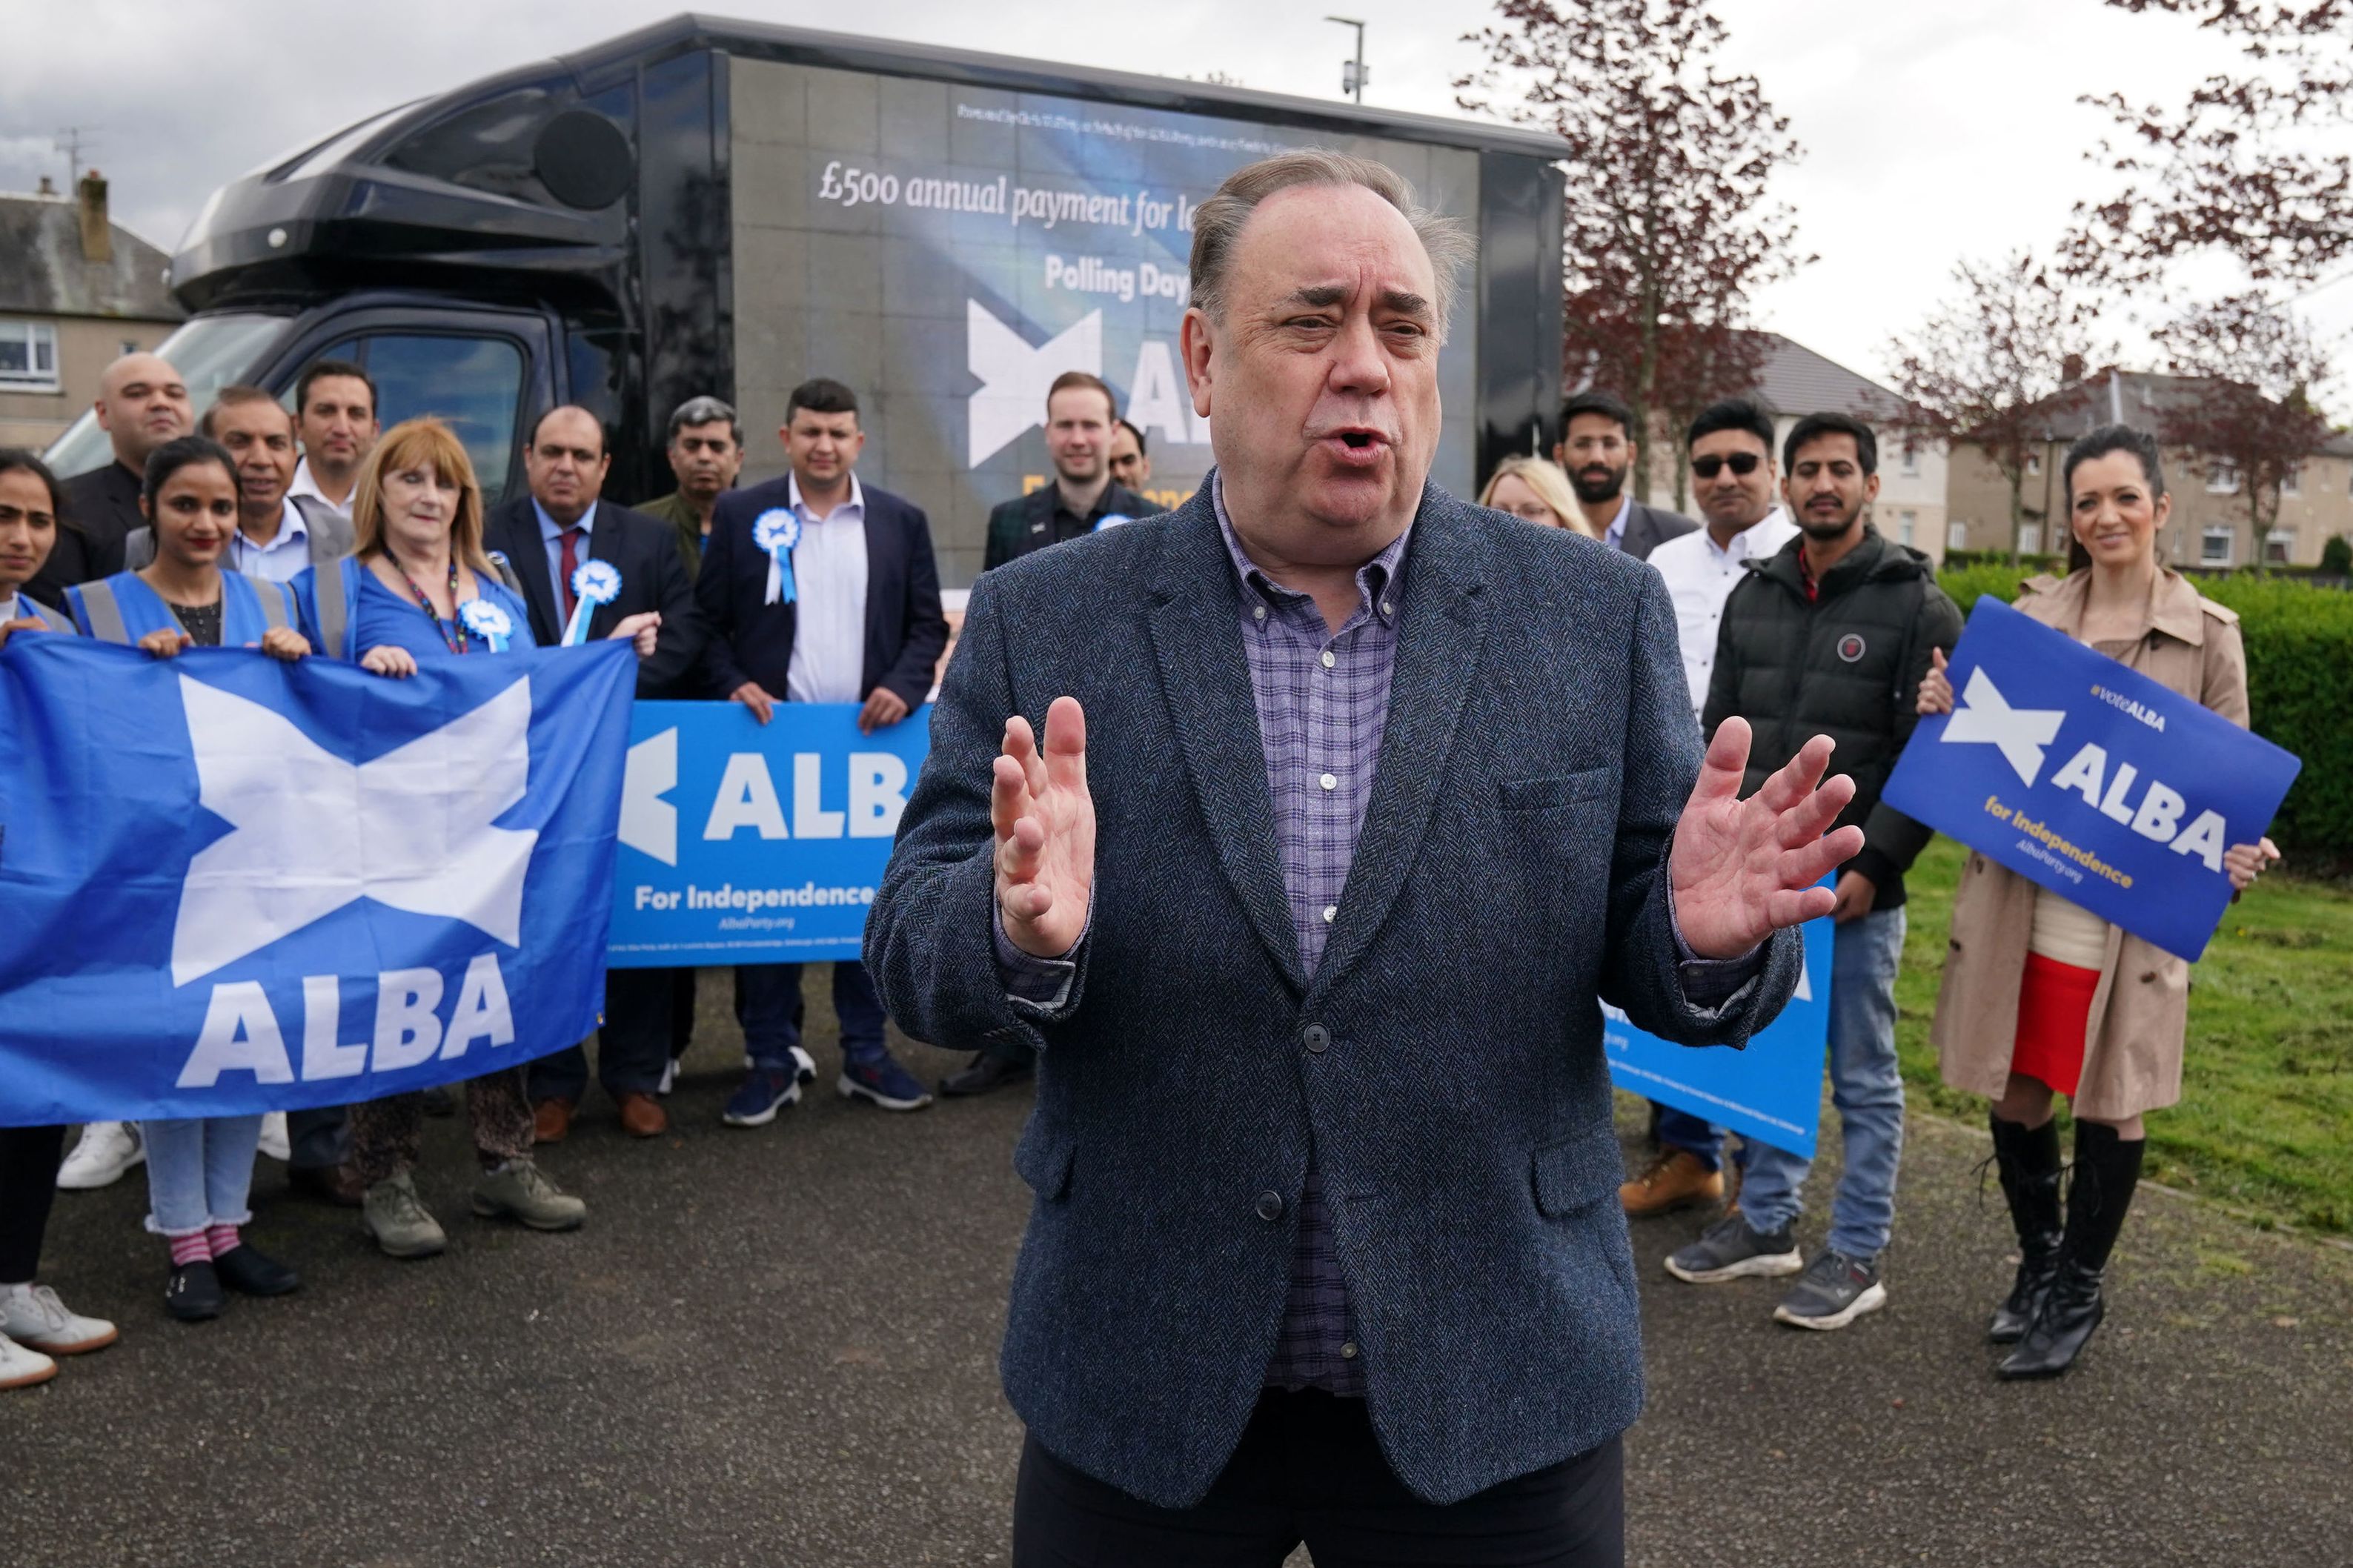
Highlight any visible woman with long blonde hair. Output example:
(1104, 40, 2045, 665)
(294, 418, 657, 1260)
(1478, 456, 1597, 537)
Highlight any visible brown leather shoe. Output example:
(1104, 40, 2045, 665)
(617, 1092, 668, 1139)
(288, 1161, 365, 1208)
(1619, 1148, 1725, 1218)
(532, 1097, 574, 1144)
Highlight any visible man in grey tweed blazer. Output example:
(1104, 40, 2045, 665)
(867, 153, 1862, 1567)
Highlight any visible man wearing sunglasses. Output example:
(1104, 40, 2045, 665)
(1619, 398, 1798, 1222)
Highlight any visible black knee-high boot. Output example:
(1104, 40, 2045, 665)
(1987, 1112, 2064, 1343)
(1998, 1119, 2143, 1380)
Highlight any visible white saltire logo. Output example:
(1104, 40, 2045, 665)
(170, 675, 537, 986)
(1940, 667, 2067, 786)
(966, 300, 1101, 467)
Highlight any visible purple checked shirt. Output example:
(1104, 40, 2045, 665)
(998, 474, 1761, 1398)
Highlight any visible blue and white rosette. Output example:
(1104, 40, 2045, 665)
(564, 559, 621, 645)
(456, 597, 513, 652)
(753, 509, 801, 605)
(1092, 512, 1135, 532)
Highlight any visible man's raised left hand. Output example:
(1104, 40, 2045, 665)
(1668, 718, 1865, 960)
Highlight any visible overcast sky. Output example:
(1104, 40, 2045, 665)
(4, 0, 2338, 393)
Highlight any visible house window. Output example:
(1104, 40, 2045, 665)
(2025, 452, 2042, 476)
(1947, 519, 1969, 552)
(2019, 522, 2044, 554)
(2281, 465, 2302, 497)
(1898, 509, 1918, 546)
(2263, 529, 2294, 565)
(2207, 462, 2242, 494)
(0, 320, 60, 391)
(2201, 525, 2236, 565)
(1900, 443, 1920, 476)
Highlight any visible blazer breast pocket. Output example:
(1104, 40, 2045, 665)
(1499, 766, 1611, 811)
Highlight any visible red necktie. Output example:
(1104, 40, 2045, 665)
(559, 527, 582, 625)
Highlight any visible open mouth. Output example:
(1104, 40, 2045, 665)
(1318, 428, 1389, 467)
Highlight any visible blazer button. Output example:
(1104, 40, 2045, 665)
(1255, 1191, 1284, 1222)
(1301, 1023, 1331, 1053)
(2140, 970, 2159, 983)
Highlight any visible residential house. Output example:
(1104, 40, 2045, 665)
(0, 172, 184, 450)
(1944, 368, 2353, 568)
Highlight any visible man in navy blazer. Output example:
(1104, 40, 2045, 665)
(484, 406, 706, 1142)
(868, 155, 1863, 1564)
(700, 377, 949, 1126)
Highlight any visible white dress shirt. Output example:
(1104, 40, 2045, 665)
(288, 458, 355, 519)
(783, 472, 871, 705)
(227, 500, 313, 584)
(1603, 494, 1633, 551)
(1645, 506, 1799, 720)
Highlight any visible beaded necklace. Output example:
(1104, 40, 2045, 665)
(390, 553, 468, 656)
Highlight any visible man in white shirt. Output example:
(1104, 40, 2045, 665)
(1622, 396, 1797, 1217)
(124, 388, 354, 583)
(287, 359, 379, 519)
(1644, 398, 1799, 722)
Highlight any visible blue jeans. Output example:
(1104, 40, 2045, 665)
(1655, 1104, 1728, 1170)
(1738, 907, 1908, 1259)
(531, 966, 677, 1103)
(734, 960, 887, 1071)
(142, 1115, 262, 1238)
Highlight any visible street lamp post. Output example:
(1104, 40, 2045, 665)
(1326, 16, 1368, 104)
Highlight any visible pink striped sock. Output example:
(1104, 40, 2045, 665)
(168, 1232, 211, 1266)
(205, 1223, 242, 1258)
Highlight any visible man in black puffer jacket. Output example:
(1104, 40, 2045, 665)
(1662, 411, 1962, 1335)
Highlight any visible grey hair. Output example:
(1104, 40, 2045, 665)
(1187, 150, 1476, 343)
(666, 395, 741, 446)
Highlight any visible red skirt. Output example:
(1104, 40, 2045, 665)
(2011, 953, 2100, 1097)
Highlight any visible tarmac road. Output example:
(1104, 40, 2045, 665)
(10, 972, 2349, 1567)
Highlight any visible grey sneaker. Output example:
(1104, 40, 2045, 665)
(471, 1160, 587, 1232)
(1773, 1249, 1888, 1330)
(0, 1283, 116, 1355)
(1664, 1214, 1804, 1284)
(362, 1173, 448, 1260)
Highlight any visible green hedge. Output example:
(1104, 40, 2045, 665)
(1936, 568, 2353, 856)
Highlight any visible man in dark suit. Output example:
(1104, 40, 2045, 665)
(868, 152, 1859, 1564)
(485, 405, 705, 1142)
(1554, 388, 1698, 560)
(35, 352, 194, 610)
(981, 371, 1160, 572)
(699, 376, 949, 1127)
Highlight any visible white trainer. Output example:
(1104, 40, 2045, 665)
(0, 1331, 57, 1390)
(56, 1122, 143, 1190)
(259, 1112, 291, 1162)
(0, 1283, 117, 1355)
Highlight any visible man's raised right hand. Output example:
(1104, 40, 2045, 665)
(995, 695, 1095, 957)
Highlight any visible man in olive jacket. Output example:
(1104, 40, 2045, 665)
(1663, 411, 1963, 1332)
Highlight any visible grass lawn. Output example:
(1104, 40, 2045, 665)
(1895, 836, 2353, 1235)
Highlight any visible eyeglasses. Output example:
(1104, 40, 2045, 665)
(1690, 452, 1763, 479)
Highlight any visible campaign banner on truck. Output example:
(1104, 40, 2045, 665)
(1602, 907, 1835, 1159)
(0, 637, 634, 1126)
(1882, 597, 2300, 962)
(606, 701, 929, 969)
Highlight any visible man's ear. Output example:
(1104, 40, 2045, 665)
(1179, 308, 1215, 420)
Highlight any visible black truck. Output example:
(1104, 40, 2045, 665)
(45, 15, 1567, 585)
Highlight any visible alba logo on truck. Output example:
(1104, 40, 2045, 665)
(966, 299, 1207, 467)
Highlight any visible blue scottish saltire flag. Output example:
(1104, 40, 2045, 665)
(0, 635, 637, 1126)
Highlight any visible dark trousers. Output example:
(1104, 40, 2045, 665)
(1012, 1391, 1624, 1567)
(671, 968, 697, 1061)
(286, 1106, 350, 1172)
(734, 960, 886, 1070)
(0, 1125, 67, 1286)
(530, 967, 677, 1103)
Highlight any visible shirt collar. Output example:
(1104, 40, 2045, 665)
(788, 471, 865, 519)
(0, 591, 19, 623)
(1604, 494, 1633, 548)
(1211, 471, 1407, 628)
(1707, 506, 1788, 561)
(534, 497, 598, 540)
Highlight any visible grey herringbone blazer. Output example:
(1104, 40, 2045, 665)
(866, 480, 1801, 1509)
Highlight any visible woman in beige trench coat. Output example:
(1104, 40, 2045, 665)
(1919, 425, 2279, 1381)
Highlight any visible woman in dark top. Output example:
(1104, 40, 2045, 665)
(64, 436, 311, 1322)
(294, 417, 656, 1260)
(0, 450, 119, 1383)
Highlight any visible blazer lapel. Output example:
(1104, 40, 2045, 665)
(584, 506, 624, 640)
(1308, 494, 1490, 1003)
(502, 502, 562, 645)
(1144, 502, 1305, 993)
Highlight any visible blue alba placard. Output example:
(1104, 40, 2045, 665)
(1881, 596, 2300, 962)
(606, 701, 930, 968)
(1603, 906, 1834, 1159)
